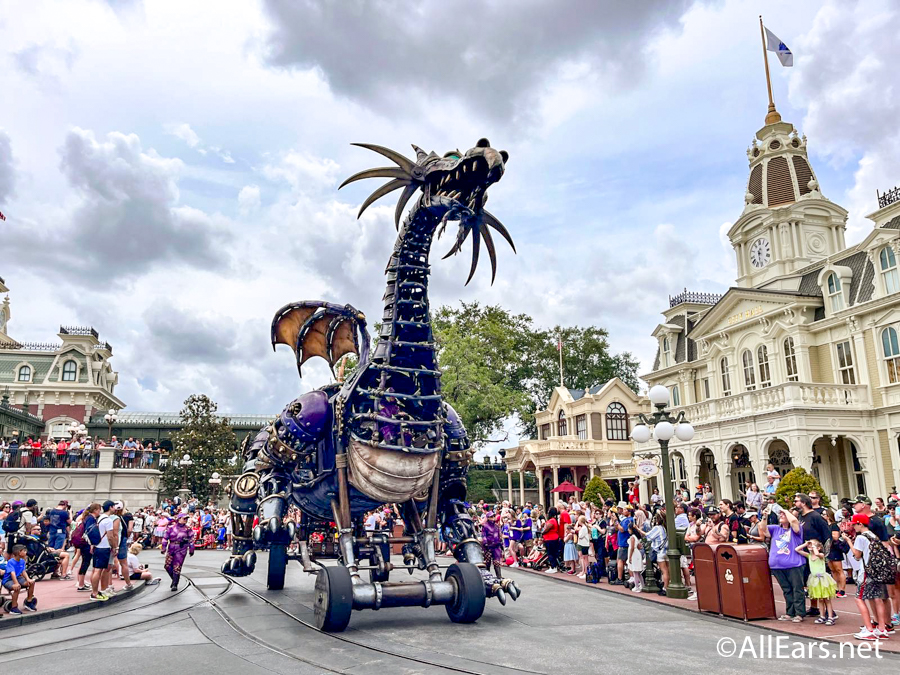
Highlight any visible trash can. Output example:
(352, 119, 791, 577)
(692, 543, 722, 614)
(715, 544, 776, 621)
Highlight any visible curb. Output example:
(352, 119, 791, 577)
(0, 580, 150, 631)
(512, 566, 900, 656)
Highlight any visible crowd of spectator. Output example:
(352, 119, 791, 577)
(479, 472, 900, 642)
(0, 495, 235, 615)
(0, 436, 167, 469)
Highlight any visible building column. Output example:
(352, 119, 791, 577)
(617, 478, 624, 501)
(589, 465, 596, 479)
(536, 467, 545, 508)
(796, 342, 812, 382)
(506, 471, 513, 504)
(518, 470, 525, 506)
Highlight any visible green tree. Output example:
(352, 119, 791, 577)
(773, 467, 828, 509)
(433, 303, 534, 446)
(582, 476, 615, 507)
(162, 394, 238, 502)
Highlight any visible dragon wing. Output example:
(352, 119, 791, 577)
(271, 301, 369, 377)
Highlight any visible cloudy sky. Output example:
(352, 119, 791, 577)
(1, 0, 898, 452)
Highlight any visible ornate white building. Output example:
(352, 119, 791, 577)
(639, 106, 900, 503)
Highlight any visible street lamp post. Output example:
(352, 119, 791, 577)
(180, 453, 193, 491)
(209, 471, 221, 505)
(631, 385, 695, 600)
(104, 408, 118, 441)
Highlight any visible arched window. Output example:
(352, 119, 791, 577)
(671, 384, 680, 407)
(826, 273, 844, 312)
(882, 327, 900, 384)
(17, 365, 31, 382)
(757, 345, 771, 388)
(784, 337, 799, 382)
(720, 357, 732, 396)
(606, 402, 628, 441)
(557, 410, 567, 436)
(742, 350, 756, 391)
(662, 337, 671, 368)
(62, 360, 77, 382)
(880, 247, 899, 295)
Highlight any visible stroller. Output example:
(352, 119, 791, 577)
(19, 533, 60, 582)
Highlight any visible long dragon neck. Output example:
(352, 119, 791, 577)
(372, 199, 442, 397)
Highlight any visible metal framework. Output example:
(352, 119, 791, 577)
(221, 138, 521, 631)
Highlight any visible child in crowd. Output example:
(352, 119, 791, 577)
(627, 524, 645, 593)
(575, 515, 591, 579)
(563, 523, 578, 574)
(2, 544, 36, 614)
(126, 544, 158, 584)
(797, 539, 837, 625)
(217, 524, 227, 550)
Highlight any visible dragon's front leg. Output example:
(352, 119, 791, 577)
(437, 416, 521, 605)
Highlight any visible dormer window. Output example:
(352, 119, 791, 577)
(880, 247, 899, 295)
(17, 365, 31, 382)
(62, 359, 77, 381)
(662, 336, 671, 367)
(882, 327, 900, 384)
(557, 410, 567, 436)
(827, 273, 844, 312)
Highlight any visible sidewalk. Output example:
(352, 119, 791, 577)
(1, 576, 147, 629)
(514, 565, 900, 654)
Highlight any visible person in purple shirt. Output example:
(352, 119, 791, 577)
(764, 505, 806, 622)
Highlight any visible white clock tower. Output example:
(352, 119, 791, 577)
(728, 107, 848, 290)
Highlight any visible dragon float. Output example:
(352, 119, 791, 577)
(222, 138, 520, 631)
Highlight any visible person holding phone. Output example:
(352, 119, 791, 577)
(764, 504, 806, 622)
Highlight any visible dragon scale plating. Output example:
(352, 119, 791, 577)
(222, 139, 520, 631)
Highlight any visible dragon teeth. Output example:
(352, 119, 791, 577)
(456, 171, 460, 179)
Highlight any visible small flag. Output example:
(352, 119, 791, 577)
(765, 27, 793, 67)
(0, 211, 6, 221)
(557, 338, 562, 352)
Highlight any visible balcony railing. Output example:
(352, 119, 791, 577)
(669, 289, 723, 308)
(60, 325, 99, 338)
(0, 341, 61, 351)
(877, 184, 900, 209)
(682, 382, 871, 426)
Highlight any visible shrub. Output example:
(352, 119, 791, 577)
(583, 476, 615, 507)
(773, 467, 828, 509)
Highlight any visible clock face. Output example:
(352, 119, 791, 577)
(749, 238, 771, 269)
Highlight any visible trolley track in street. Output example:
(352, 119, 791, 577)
(213, 572, 546, 675)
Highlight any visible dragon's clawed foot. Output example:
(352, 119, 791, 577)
(252, 517, 296, 547)
(480, 569, 521, 605)
(222, 551, 257, 577)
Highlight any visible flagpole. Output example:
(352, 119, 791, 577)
(558, 331, 564, 387)
(759, 15, 782, 125)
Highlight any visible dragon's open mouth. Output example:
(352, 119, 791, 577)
(428, 156, 500, 211)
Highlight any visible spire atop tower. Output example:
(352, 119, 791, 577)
(759, 16, 782, 125)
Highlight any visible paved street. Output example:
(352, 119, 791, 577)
(1, 550, 897, 674)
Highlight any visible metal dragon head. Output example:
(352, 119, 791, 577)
(339, 138, 515, 285)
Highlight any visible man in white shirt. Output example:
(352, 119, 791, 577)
(91, 500, 119, 600)
(844, 513, 891, 640)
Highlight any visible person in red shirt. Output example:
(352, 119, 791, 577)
(541, 507, 561, 573)
(56, 439, 68, 468)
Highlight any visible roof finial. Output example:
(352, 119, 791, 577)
(759, 15, 782, 125)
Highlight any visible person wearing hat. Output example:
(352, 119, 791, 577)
(703, 507, 728, 545)
(763, 503, 806, 622)
(843, 513, 892, 640)
(91, 500, 119, 601)
(853, 495, 889, 541)
(161, 511, 194, 591)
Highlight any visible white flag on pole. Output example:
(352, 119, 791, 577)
(765, 27, 793, 67)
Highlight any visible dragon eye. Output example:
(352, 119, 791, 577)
(443, 152, 460, 160)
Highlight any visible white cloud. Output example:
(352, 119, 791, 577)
(262, 150, 341, 193)
(164, 122, 201, 148)
(0, 129, 14, 204)
(238, 184, 261, 214)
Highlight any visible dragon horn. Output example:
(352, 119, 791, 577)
(482, 210, 516, 253)
(479, 222, 498, 285)
(442, 226, 471, 260)
(358, 178, 411, 219)
(465, 225, 482, 286)
(339, 166, 411, 189)
(394, 183, 417, 230)
(349, 143, 415, 173)
(411, 144, 428, 161)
